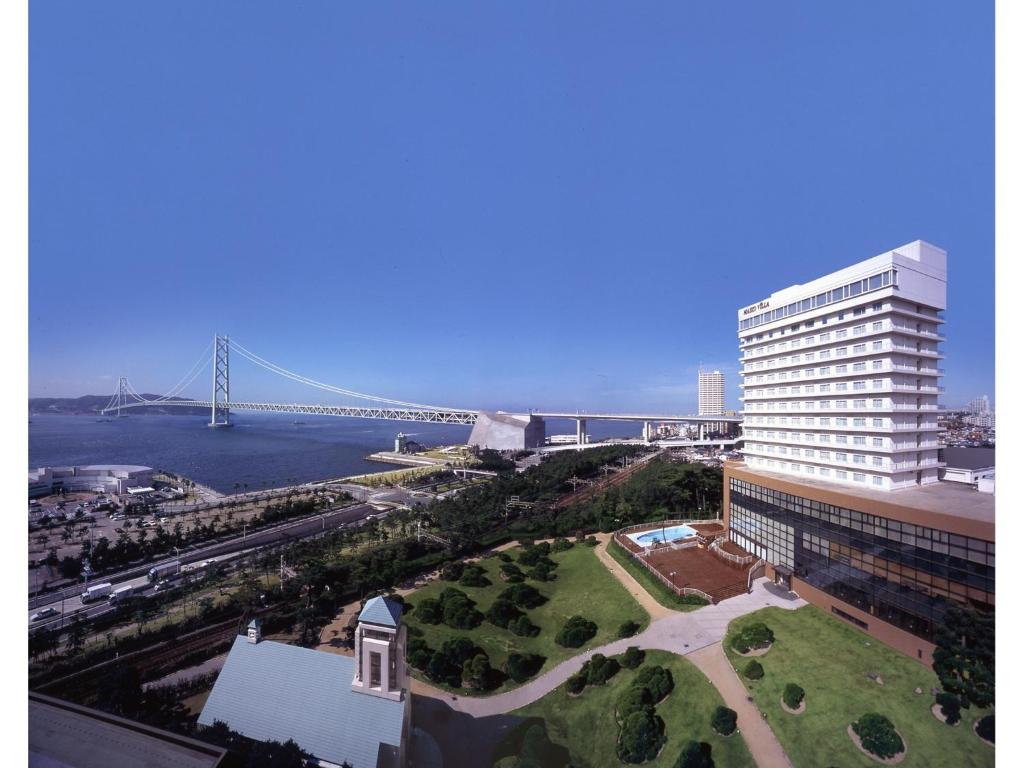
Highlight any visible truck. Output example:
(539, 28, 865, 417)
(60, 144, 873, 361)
(107, 584, 136, 605)
(81, 582, 113, 603)
(147, 561, 180, 582)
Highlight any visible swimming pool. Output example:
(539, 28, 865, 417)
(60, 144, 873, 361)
(626, 524, 698, 547)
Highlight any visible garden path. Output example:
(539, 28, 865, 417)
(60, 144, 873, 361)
(411, 577, 805, 720)
(592, 533, 676, 621)
(688, 643, 794, 768)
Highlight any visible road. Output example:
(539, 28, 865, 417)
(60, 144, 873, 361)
(28, 501, 386, 632)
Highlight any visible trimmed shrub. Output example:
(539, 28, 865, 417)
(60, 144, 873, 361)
(852, 713, 904, 759)
(499, 583, 547, 609)
(711, 706, 737, 736)
(552, 537, 574, 552)
(680, 594, 710, 606)
(621, 646, 645, 669)
(782, 683, 805, 710)
(977, 714, 995, 743)
(440, 562, 465, 581)
(566, 673, 587, 696)
(505, 653, 546, 684)
(461, 653, 494, 691)
(634, 665, 675, 702)
(426, 652, 461, 687)
(527, 562, 555, 582)
(556, 616, 598, 648)
(674, 741, 714, 768)
(485, 598, 523, 629)
(617, 711, 666, 764)
(618, 620, 641, 639)
(438, 588, 482, 630)
(583, 654, 620, 686)
(518, 543, 552, 567)
(458, 563, 491, 588)
(730, 622, 774, 654)
(935, 692, 961, 725)
(743, 660, 764, 680)
(616, 685, 655, 721)
(583, 536, 599, 547)
(408, 647, 433, 671)
(499, 563, 524, 583)
(415, 598, 442, 624)
(497, 552, 512, 563)
(440, 636, 480, 667)
(509, 614, 540, 637)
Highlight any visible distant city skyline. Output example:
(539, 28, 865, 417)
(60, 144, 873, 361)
(28, 2, 994, 413)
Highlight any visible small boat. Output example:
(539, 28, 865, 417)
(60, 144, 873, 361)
(292, 421, 307, 425)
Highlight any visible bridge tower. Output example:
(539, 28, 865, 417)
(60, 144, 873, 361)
(209, 334, 232, 428)
(116, 376, 130, 417)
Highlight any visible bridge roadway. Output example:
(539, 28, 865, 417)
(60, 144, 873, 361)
(105, 399, 479, 425)
(534, 411, 742, 423)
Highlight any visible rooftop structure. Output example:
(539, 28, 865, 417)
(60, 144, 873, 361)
(199, 597, 409, 768)
(30, 692, 227, 768)
(738, 240, 946, 491)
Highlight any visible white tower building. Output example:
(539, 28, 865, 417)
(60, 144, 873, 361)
(698, 369, 726, 416)
(737, 240, 946, 491)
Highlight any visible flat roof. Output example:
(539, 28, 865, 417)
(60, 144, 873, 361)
(942, 446, 995, 471)
(730, 464, 994, 526)
(29, 693, 226, 768)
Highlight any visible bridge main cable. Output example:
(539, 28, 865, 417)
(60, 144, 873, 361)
(227, 338, 476, 414)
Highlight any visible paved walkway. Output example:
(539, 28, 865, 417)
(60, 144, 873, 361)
(413, 578, 805, 719)
(689, 643, 794, 768)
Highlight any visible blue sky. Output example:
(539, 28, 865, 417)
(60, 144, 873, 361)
(29, 1, 994, 412)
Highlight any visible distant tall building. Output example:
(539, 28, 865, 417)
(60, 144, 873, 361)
(698, 369, 725, 415)
(967, 395, 990, 415)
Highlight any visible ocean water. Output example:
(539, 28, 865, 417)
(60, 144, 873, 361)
(28, 413, 472, 493)
(28, 413, 642, 494)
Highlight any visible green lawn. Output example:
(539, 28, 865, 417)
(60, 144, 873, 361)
(605, 539, 705, 612)
(508, 650, 756, 768)
(723, 606, 994, 768)
(404, 543, 649, 693)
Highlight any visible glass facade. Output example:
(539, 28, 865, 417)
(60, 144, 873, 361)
(729, 478, 994, 642)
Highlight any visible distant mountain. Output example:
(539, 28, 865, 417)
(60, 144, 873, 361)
(29, 394, 209, 416)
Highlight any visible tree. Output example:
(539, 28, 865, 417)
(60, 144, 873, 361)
(486, 598, 524, 629)
(618, 620, 641, 639)
(634, 665, 675, 702)
(97, 666, 142, 717)
(935, 692, 961, 725)
(616, 685, 654, 721)
(711, 706, 737, 736)
(66, 614, 86, 656)
(932, 605, 995, 709)
(505, 653, 545, 684)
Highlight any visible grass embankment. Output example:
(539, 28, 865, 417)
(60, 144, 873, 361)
(404, 543, 649, 693)
(507, 649, 756, 768)
(606, 539, 706, 612)
(724, 606, 994, 768)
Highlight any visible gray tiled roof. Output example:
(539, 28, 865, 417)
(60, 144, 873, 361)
(358, 596, 403, 628)
(198, 636, 404, 768)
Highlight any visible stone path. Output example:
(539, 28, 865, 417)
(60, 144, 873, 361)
(412, 578, 805, 720)
(688, 644, 794, 768)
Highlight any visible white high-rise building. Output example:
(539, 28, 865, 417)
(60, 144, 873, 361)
(737, 240, 946, 491)
(698, 369, 725, 415)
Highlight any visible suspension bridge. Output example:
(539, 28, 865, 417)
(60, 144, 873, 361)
(101, 335, 740, 449)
